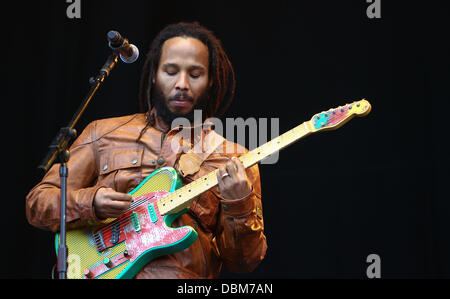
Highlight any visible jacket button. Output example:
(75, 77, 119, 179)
(103, 164, 108, 171)
(157, 157, 165, 165)
(131, 159, 138, 165)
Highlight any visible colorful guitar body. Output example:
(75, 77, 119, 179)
(55, 167, 198, 279)
(55, 98, 372, 279)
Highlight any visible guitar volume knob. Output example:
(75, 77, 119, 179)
(124, 250, 133, 258)
(83, 268, 93, 279)
(103, 258, 113, 268)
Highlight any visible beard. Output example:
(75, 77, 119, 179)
(151, 83, 209, 125)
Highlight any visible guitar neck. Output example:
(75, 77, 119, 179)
(240, 121, 312, 168)
(157, 121, 312, 215)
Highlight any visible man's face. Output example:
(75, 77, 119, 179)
(154, 37, 210, 117)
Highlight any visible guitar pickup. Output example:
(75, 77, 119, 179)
(130, 212, 141, 232)
(110, 221, 121, 244)
(147, 203, 158, 223)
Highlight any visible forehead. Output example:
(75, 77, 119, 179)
(159, 37, 209, 68)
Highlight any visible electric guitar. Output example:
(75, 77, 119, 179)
(56, 99, 372, 279)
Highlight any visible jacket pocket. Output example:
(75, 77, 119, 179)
(98, 146, 144, 193)
(99, 147, 144, 175)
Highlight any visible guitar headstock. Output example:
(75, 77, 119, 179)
(309, 98, 371, 132)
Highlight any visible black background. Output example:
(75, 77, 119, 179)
(3, 0, 450, 279)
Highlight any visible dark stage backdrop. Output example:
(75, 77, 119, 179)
(3, 0, 449, 279)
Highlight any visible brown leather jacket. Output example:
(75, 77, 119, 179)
(26, 111, 267, 278)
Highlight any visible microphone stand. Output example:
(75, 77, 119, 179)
(39, 52, 119, 279)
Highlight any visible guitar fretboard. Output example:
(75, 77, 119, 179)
(157, 121, 312, 215)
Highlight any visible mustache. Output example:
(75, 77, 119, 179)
(169, 91, 194, 102)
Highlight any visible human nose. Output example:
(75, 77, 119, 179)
(175, 72, 190, 91)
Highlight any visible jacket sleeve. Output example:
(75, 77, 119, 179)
(26, 121, 104, 232)
(214, 163, 267, 273)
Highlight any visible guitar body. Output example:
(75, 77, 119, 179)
(55, 167, 198, 279)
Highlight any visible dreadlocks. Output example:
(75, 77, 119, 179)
(138, 22, 236, 129)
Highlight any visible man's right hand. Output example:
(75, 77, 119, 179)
(93, 187, 132, 219)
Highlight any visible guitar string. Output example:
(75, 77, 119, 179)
(137, 127, 302, 209)
(97, 184, 207, 244)
(99, 127, 318, 247)
(97, 195, 161, 242)
(94, 193, 164, 246)
(96, 198, 152, 241)
(100, 186, 202, 244)
(155, 130, 303, 207)
(96, 217, 133, 242)
(98, 125, 307, 239)
(98, 198, 149, 232)
(101, 109, 352, 234)
(126, 195, 154, 212)
(155, 142, 288, 208)
(157, 171, 219, 207)
(98, 204, 148, 235)
(98, 177, 227, 245)
(100, 154, 294, 244)
(94, 109, 353, 247)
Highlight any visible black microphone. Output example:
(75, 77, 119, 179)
(107, 30, 139, 64)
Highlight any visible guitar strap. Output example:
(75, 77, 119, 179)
(177, 129, 225, 178)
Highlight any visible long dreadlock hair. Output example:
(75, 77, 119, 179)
(137, 22, 236, 140)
